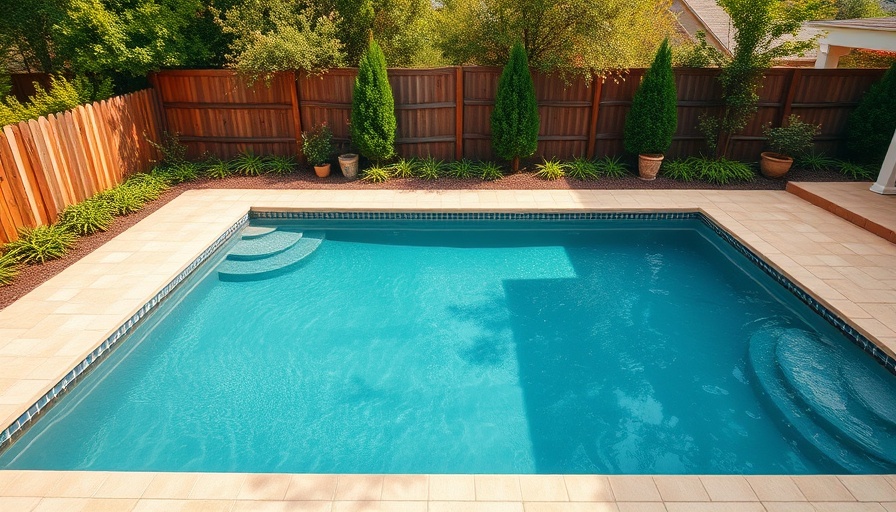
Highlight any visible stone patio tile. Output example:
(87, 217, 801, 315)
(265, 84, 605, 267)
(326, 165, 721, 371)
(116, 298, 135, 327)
(652, 477, 709, 502)
(608, 477, 661, 502)
(745, 476, 805, 502)
(235, 474, 292, 501)
(698, 476, 757, 502)
(792, 475, 855, 502)
(429, 475, 474, 501)
(518, 476, 569, 502)
(838, 476, 896, 502)
(563, 476, 614, 502)
(381, 475, 428, 501)
(474, 475, 522, 501)
(284, 475, 337, 501)
(334, 475, 383, 501)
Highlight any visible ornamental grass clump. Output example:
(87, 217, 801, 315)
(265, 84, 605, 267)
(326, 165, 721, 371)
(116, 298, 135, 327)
(234, 150, 266, 176)
(361, 165, 392, 183)
(491, 42, 539, 173)
(534, 159, 567, 180)
(566, 157, 599, 181)
(264, 155, 296, 175)
(351, 40, 396, 164)
(415, 157, 444, 180)
(0, 251, 19, 286)
(59, 199, 115, 235)
(595, 156, 629, 178)
(5, 224, 77, 264)
(476, 161, 504, 181)
(447, 159, 476, 179)
(389, 158, 417, 178)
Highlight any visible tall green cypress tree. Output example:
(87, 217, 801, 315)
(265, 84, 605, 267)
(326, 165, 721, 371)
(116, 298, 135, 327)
(351, 39, 396, 163)
(624, 38, 677, 156)
(846, 61, 896, 164)
(491, 42, 539, 172)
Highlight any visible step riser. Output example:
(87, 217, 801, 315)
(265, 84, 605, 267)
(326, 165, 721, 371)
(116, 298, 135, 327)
(219, 245, 321, 282)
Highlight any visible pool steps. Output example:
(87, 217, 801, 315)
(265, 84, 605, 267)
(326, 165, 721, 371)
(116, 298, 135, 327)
(749, 328, 896, 473)
(218, 229, 325, 281)
(240, 226, 276, 239)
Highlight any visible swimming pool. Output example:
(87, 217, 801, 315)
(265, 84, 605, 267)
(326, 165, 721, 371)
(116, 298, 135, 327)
(1, 213, 894, 474)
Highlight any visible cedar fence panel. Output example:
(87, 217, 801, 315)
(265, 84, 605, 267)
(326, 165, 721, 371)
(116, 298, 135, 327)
(0, 89, 162, 244)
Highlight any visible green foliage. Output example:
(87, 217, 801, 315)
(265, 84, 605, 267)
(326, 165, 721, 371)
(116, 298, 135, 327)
(796, 151, 838, 172)
(127, 172, 172, 198)
(447, 159, 476, 178)
(533, 159, 567, 180)
(97, 186, 148, 215)
(0, 251, 20, 286)
(5, 224, 77, 264)
(837, 160, 876, 180)
(674, 156, 755, 184)
(0, 75, 106, 127)
(763, 115, 821, 158)
(834, 0, 887, 19)
(264, 155, 296, 175)
(595, 156, 629, 178)
(302, 125, 334, 166)
(624, 38, 677, 155)
(389, 158, 417, 178)
(673, 32, 726, 68)
(220, 1, 345, 80)
(351, 40, 396, 163)
(491, 42, 539, 171)
(566, 157, 599, 180)
(202, 157, 233, 179)
(234, 150, 266, 176)
(152, 163, 199, 185)
(434, 0, 677, 81)
(415, 157, 444, 180)
(148, 132, 188, 167)
(476, 161, 504, 181)
(361, 164, 392, 183)
(0, 0, 67, 73)
(707, 0, 833, 157)
(330, 0, 437, 66)
(846, 62, 896, 164)
(0, 73, 12, 100)
(58, 199, 115, 235)
(662, 159, 698, 181)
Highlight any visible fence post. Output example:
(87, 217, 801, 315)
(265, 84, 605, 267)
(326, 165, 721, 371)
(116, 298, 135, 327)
(586, 74, 603, 159)
(455, 66, 464, 160)
(779, 68, 802, 126)
(289, 71, 304, 158)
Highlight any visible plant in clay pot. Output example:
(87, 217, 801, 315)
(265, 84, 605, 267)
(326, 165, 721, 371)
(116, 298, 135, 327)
(302, 124, 334, 178)
(760, 115, 820, 178)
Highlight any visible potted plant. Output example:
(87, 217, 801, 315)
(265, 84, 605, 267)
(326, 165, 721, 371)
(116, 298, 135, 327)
(761, 115, 820, 178)
(302, 124, 333, 177)
(623, 38, 678, 181)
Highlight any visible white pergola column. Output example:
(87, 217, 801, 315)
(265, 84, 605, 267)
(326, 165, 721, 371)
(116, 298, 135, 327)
(814, 44, 852, 68)
(871, 130, 896, 194)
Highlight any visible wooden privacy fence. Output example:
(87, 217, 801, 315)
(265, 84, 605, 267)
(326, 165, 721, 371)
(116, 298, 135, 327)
(0, 89, 163, 244)
(152, 67, 885, 163)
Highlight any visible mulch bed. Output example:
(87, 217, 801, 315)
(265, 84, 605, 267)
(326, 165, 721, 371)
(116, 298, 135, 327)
(0, 166, 860, 310)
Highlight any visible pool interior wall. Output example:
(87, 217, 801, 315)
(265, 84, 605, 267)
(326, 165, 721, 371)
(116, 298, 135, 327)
(1, 213, 894, 475)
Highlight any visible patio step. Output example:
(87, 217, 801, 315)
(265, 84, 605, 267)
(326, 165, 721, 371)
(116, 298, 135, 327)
(748, 328, 894, 473)
(227, 230, 303, 261)
(218, 231, 325, 282)
(241, 226, 277, 240)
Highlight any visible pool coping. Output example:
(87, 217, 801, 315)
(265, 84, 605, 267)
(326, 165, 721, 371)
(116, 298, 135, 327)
(1, 189, 895, 510)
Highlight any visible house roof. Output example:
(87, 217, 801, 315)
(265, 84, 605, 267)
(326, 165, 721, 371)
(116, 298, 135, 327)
(808, 17, 896, 32)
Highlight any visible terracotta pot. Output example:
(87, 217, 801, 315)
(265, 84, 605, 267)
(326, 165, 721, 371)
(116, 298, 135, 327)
(338, 153, 359, 179)
(638, 154, 663, 181)
(760, 152, 793, 179)
(314, 163, 331, 178)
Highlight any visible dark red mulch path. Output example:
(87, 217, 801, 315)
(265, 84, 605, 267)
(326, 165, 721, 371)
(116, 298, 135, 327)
(0, 167, 863, 310)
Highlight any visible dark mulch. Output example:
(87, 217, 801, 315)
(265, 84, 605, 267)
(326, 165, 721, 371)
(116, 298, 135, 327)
(0, 167, 863, 310)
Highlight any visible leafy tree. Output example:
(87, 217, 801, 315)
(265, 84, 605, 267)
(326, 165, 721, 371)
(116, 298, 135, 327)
(846, 61, 896, 164)
(434, 0, 676, 81)
(702, 0, 833, 157)
(833, 0, 887, 19)
(351, 40, 396, 163)
(624, 39, 677, 155)
(0, 0, 68, 73)
(491, 42, 539, 172)
(0, 75, 111, 127)
(330, 0, 434, 66)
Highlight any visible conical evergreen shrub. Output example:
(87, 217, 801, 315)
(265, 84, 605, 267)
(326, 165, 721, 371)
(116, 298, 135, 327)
(351, 39, 396, 163)
(491, 42, 539, 172)
(846, 61, 896, 164)
(624, 38, 678, 155)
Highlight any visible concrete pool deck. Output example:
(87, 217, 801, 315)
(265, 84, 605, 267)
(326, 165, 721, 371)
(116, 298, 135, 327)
(0, 188, 895, 511)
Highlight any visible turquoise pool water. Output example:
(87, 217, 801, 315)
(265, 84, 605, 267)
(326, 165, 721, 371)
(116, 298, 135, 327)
(1, 218, 894, 474)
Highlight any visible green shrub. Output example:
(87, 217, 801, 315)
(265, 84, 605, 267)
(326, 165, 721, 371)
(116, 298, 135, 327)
(534, 159, 567, 180)
(351, 40, 396, 163)
(415, 157, 444, 180)
(796, 151, 837, 172)
(662, 159, 698, 182)
(447, 159, 476, 179)
(361, 165, 392, 183)
(846, 62, 896, 164)
(566, 157, 599, 181)
(763, 115, 820, 158)
(5, 224, 77, 264)
(265, 155, 296, 175)
(0, 251, 19, 286)
(491, 42, 539, 173)
(595, 156, 629, 178)
(202, 158, 233, 179)
(152, 162, 198, 185)
(147, 131, 188, 167)
(0, 75, 98, 127)
(59, 199, 115, 235)
(679, 156, 754, 184)
(97, 186, 148, 215)
(233, 150, 266, 176)
(301, 125, 333, 166)
(389, 158, 417, 178)
(476, 161, 504, 181)
(128, 173, 172, 199)
(837, 160, 876, 181)
(624, 38, 677, 156)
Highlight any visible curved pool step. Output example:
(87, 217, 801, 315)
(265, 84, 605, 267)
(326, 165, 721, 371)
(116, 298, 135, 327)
(748, 328, 893, 473)
(241, 226, 276, 240)
(218, 231, 325, 282)
(227, 231, 303, 261)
